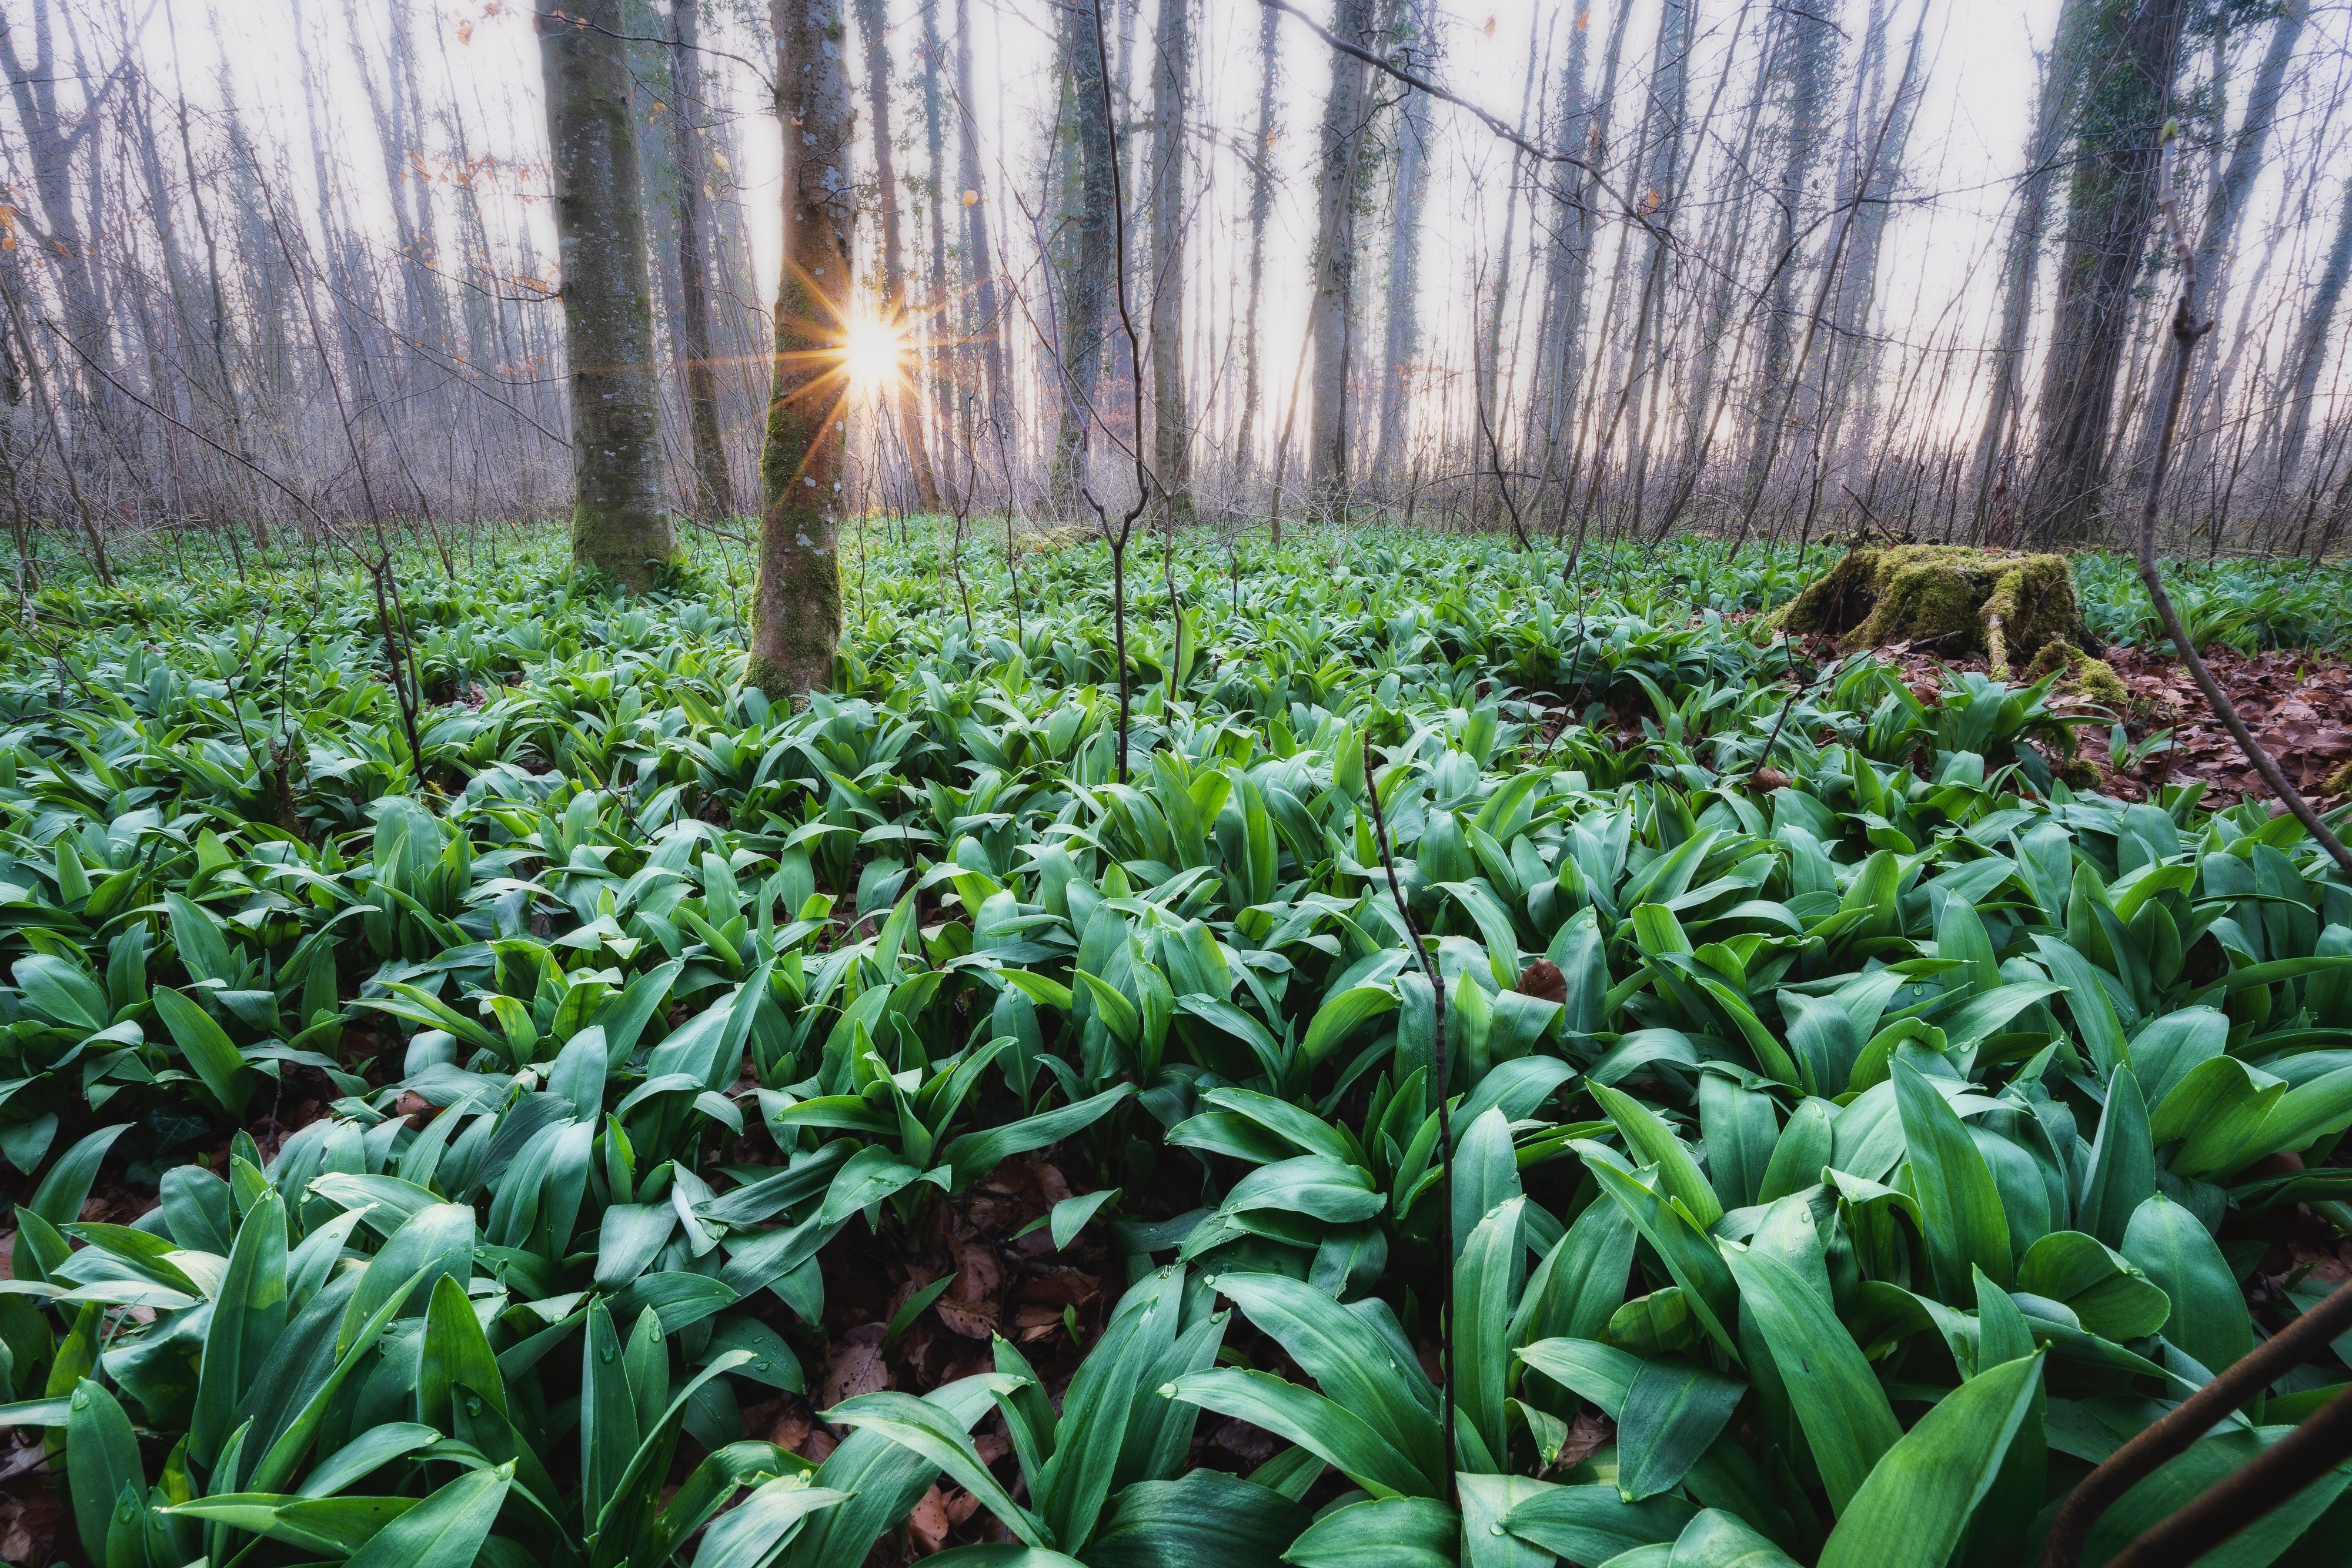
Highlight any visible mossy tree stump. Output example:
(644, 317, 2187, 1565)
(1772, 545, 2091, 680)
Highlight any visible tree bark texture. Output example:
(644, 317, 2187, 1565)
(750, 0, 855, 696)
(1307, 0, 1378, 517)
(2024, 0, 2190, 544)
(954, 0, 1009, 437)
(1050, 0, 1117, 517)
(539, 0, 675, 590)
(2278, 177, 2352, 487)
(854, 0, 943, 512)
(671, 0, 739, 519)
(1372, 0, 1432, 488)
(1237, 1, 1280, 477)
(1148, 0, 1192, 523)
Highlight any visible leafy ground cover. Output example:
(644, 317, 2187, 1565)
(3, 523, 2352, 1568)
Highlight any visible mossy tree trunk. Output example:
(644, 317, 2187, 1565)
(2022, 0, 2189, 544)
(539, 0, 675, 591)
(1147, 0, 1193, 527)
(747, 0, 853, 698)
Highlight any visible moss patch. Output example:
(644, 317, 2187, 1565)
(2024, 638, 2129, 707)
(1773, 544, 2086, 678)
(2056, 756, 2104, 791)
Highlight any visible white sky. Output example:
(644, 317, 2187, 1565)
(112, 0, 2352, 462)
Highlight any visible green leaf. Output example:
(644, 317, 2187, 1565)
(1813, 1352, 2043, 1568)
(342, 1463, 512, 1568)
(1722, 1245, 1900, 1517)
(1892, 1060, 2012, 1297)
(168, 1494, 420, 1556)
(152, 984, 255, 1116)
(66, 1379, 143, 1566)
(1164, 1367, 1431, 1500)
(789, 1374, 1007, 1568)
(1301, 985, 1399, 1067)
(815, 1145, 934, 1225)
(1496, 1482, 1696, 1564)
(1616, 1359, 1746, 1502)
(420, 1272, 506, 1428)
(1281, 1496, 1457, 1568)
(1592, 1082, 1723, 1231)
(2123, 1193, 2252, 1376)
(1048, 1188, 1119, 1250)
(2016, 1232, 2170, 1342)
(689, 1476, 849, 1568)
(192, 1191, 289, 1466)
(1211, 1271, 1442, 1492)
(1663, 1508, 1804, 1567)
(246, 1266, 429, 1495)
(28, 1124, 130, 1229)
(826, 1390, 1051, 1544)
(299, 1424, 441, 1497)
(13, 954, 108, 1032)
(1456, 1195, 1525, 1471)
(940, 1084, 1135, 1192)
(1582, 1148, 1741, 1362)
(2076, 1066, 2153, 1250)
(1081, 1468, 1306, 1568)
(1518, 1339, 1643, 1417)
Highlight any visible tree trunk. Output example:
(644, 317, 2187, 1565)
(1147, 0, 1192, 524)
(539, 0, 674, 590)
(1972, 0, 2092, 531)
(1237, 2, 1280, 484)
(2023, 0, 2190, 544)
(1743, 0, 1838, 503)
(954, 0, 1008, 437)
(1307, 0, 1378, 518)
(2151, 0, 2309, 499)
(671, 0, 738, 519)
(1048, 0, 1117, 518)
(919, 0, 951, 468)
(2277, 178, 2352, 488)
(750, 0, 854, 696)
(854, 0, 942, 512)
(1529, 3, 1598, 480)
(1372, 0, 1434, 490)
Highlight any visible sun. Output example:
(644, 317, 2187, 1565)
(841, 314, 907, 393)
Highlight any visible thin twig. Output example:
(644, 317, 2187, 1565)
(2041, 1273, 2352, 1567)
(1077, 0, 1158, 785)
(2103, 1382, 2352, 1568)
(1359, 731, 1454, 1506)
(2128, 125, 2352, 880)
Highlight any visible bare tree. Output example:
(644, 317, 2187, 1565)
(1305, 0, 1378, 518)
(1147, 0, 1193, 524)
(1236, 0, 1280, 485)
(1048, 0, 1118, 517)
(853, 0, 941, 512)
(2023, 0, 2191, 542)
(539, 0, 674, 589)
(669, 0, 738, 519)
(749, 0, 854, 695)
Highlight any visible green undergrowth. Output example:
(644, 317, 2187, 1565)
(1, 521, 2351, 1568)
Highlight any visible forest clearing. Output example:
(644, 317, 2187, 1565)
(8, 0, 2352, 1564)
